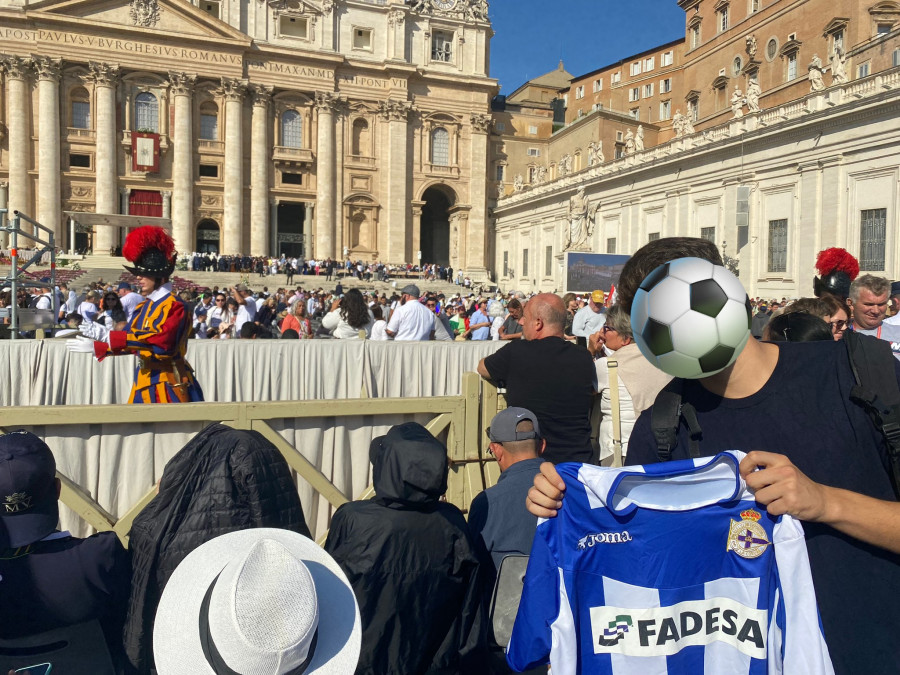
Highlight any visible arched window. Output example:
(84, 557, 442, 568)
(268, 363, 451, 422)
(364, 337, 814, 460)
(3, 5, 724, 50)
(135, 92, 159, 132)
(431, 127, 450, 166)
(199, 101, 218, 141)
(70, 87, 91, 129)
(352, 118, 369, 156)
(281, 109, 302, 148)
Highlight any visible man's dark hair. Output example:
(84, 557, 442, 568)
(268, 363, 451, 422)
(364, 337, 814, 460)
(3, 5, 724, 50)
(240, 322, 259, 339)
(764, 312, 832, 343)
(281, 328, 299, 339)
(507, 298, 522, 311)
(617, 237, 723, 314)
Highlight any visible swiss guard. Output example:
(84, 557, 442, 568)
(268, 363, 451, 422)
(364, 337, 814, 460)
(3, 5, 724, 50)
(66, 226, 204, 404)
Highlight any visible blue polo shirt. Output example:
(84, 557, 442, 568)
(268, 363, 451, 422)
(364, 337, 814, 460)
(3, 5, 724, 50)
(470, 309, 491, 340)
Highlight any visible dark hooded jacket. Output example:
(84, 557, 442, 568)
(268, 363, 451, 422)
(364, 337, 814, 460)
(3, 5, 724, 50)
(122, 423, 310, 673)
(324, 423, 488, 675)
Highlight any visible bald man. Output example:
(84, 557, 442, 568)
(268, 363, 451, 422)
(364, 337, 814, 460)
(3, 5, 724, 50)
(478, 293, 597, 464)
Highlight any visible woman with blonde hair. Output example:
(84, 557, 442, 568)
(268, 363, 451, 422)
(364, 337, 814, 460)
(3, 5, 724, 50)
(281, 298, 313, 339)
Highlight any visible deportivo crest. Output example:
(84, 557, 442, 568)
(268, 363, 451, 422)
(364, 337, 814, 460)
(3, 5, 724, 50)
(3, 492, 33, 513)
(726, 509, 770, 559)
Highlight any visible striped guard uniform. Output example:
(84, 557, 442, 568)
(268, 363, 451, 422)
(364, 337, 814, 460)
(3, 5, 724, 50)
(92, 283, 204, 404)
(506, 451, 833, 675)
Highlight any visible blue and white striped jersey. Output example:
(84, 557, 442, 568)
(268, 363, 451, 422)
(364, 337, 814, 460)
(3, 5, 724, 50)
(506, 451, 834, 675)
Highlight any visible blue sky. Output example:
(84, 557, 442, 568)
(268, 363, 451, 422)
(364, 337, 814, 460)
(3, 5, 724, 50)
(489, 0, 686, 93)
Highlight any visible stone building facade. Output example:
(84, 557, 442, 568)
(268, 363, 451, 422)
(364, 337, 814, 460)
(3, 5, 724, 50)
(0, 0, 496, 274)
(492, 0, 900, 298)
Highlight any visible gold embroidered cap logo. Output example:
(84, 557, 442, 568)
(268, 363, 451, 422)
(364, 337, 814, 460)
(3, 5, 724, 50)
(3, 492, 33, 514)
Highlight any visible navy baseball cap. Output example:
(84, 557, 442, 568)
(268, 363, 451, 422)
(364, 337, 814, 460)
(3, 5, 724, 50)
(487, 407, 541, 443)
(117, 282, 132, 291)
(891, 281, 900, 298)
(0, 431, 59, 548)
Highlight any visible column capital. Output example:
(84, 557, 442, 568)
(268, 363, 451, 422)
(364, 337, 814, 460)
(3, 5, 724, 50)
(378, 99, 415, 122)
(167, 71, 196, 97)
(0, 55, 33, 80)
(120, 187, 131, 195)
(251, 84, 273, 108)
(388, 7, 406, 25)
(470, 112, 492, 134)
(218, 77, 248, 102)
(33, 55, 62, 82)
(162, 190, 172, 198)
(0, 181, 8, 189)
(86, 61, 120, 87)
(315, 91, 341, 113)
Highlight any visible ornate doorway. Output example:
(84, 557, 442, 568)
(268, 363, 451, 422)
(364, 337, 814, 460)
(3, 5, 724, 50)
(420, 186, 452, 266)
(196, 219, 220, 254)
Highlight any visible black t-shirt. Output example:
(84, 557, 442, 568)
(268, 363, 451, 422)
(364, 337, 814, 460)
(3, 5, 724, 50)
(627, 340, 900, 675)
(484, 336, 595, 463)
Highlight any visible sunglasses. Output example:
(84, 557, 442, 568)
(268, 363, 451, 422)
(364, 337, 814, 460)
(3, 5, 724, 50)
(829, 320, 847, 331)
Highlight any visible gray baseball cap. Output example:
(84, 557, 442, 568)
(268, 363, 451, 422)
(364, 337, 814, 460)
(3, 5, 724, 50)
(487, 407, 541, 443)
(401, 284, 420, 297)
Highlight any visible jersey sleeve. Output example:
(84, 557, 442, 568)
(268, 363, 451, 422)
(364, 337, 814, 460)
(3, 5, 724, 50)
(102, 298, 184, 362)
(483, 341, 513, 384)
(772, 515, 835, 674)
(506, 523, 558, 672)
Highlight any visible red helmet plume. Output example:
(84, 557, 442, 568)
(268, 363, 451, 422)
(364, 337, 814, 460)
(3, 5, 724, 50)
(815, 248, 859, 280)
(122, 226, 177, 277)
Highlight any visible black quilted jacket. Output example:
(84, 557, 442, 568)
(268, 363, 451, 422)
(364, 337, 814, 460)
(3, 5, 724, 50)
(122, 423, 310, 673)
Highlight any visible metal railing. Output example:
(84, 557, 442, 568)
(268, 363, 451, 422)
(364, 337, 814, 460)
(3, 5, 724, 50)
(0, 372, 506, 547)
(0, 210, 58, 338)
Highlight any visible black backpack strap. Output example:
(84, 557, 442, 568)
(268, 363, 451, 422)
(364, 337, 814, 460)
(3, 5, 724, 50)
(652, 380, 684, 462)
(845, 331, 900, 497)
(681, 401, 703, 458)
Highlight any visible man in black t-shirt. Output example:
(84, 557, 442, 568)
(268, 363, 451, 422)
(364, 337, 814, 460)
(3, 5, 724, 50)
(478, 293, 596, 464)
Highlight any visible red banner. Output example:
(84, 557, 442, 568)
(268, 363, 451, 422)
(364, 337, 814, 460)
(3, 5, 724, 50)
(132, 131, 160, 173)
(129, 190, 163, 217)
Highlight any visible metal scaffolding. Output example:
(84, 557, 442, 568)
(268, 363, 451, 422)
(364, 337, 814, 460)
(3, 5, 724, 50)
(1, 210, 58, 339)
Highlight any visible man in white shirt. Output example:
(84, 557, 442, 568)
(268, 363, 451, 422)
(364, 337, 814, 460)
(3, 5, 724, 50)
(385, 285, 434, 340)
(232, 283, 257, 335)
(117, 282, 144, 323)
(571, 289, 607, 337)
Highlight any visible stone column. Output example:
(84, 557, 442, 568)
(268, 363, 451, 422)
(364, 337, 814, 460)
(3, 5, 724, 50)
(465, 113, 492, 276)
(269, 198, 279, 256)
(168, 72, 196, 256)
(35, 57, 63, 242)
(88, 62, 120, 254)
(315, 92, 337, 259)
(120, 187, 130, 215)
(0, 181, 8, 249)
(411, 200, 425, 265)
(303, 203, 314, 257)
(2, 55, 32, 245)
(379, 100, 412, 263)
(387, 9, 406, 61)
(220, 78, 247, 255)
(162, 190, 172, 219)
(250, 85, 272, 256)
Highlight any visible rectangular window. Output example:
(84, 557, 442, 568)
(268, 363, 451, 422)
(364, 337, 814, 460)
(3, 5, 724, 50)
(135, 97, 158, 133)
(528, 166, 537, 183)
(607, 237, 617, 254)
(648, 232, 661, 242)
(662, 51, 674, 66)
(593, 79, 603, 92)
(200, 114, 218, 141)
(689, 98, 699, 121)
(691, 24, 701, 48)
(629, 87, 640, 102)
(644, 57, 655, 71)
(616, 131, 624, 141)
(69, 153, 91, 168)
(858, 62, 870, 77)
(577, 109, 585, 118)
(353, 28, 373, 50)
(201, 0, 220, 18)
(659, 100, 672, 119)
(526, 147, 540, 157)
(833, 30, 844, 51)
(592, 103, 603, 111)
(767, 219, 788, 273)
(894, 48, 900, 67)
(495, 165, 504, 182)
(528, 125, 538, 135)
(718, 7, 729, 32)
(545, 245, 553, 277)
(787, 53, 797, 80)
(630, 61, 642, 76)
(749, 0, 760, 12)
(575, 85, 585, 99)
(629, 108, 640, 120)
(860, 208, 887, 270)
(503, 251, 509, 277)
(495, 122, 505, 132)
(661, 77, 672, 93)
(522, 249, 529, 277)
(700, 226, 716, 243)
(644, 83, 654, 97)
(280, 15, 308, 39)
(432, 31, 453, 62)
(877, 23, 892, 35)
(72, 101, 90, 129)
(199, 164, 219, 178)
(612, 72, 621, 84)
(281, 172, 303, 185)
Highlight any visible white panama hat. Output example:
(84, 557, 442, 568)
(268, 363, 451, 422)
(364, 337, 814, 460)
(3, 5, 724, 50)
(154, 528, 361, 675)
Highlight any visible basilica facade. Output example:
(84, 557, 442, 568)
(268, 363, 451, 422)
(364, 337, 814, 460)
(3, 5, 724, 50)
(0, 0, 495, 273)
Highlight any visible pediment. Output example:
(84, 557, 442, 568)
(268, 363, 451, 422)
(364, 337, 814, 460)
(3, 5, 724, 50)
(26, 0, 251, 44)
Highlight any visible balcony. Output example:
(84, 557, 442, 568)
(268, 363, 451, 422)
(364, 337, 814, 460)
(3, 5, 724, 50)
(120, 130, 169, 155)
(346, 154, 376, 169)
(198, 139, 224, 154)
(425, 163, 460, 178)
(67, 127, 96, 142)
(273, 145, 315, 167)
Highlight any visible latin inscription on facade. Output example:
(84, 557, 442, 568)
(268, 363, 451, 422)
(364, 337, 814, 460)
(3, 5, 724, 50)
(246, 60, 334, 79)
(338, 74, 407, 89)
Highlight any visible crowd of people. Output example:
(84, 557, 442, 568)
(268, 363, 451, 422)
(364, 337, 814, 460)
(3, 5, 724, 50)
(5, 235, 900, 674)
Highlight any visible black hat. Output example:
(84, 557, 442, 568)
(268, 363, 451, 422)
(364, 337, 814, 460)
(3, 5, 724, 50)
(122, 225, 176, 278)
(0, 431, 58, 548)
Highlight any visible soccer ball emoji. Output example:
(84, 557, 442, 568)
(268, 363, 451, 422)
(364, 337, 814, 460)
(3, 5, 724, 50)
(631, 257, 752, 379)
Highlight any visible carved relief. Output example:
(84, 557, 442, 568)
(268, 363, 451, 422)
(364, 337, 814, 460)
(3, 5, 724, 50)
(315, 91, 339, 113)
(167, 71, 196, 96)
(251, 84, 274, 107)
(68, 185, 94, 199)
(0, 55, 33, 80)
(388, 8, 406, 25)
(200, 195, 222, 207)
(32, 56, 62, 82)
(409, 0, 489, 23)
(129, 0, 161, 28)
(86, 62, 120, 87)
(378, 99, 414, 122)
(218, 77, 248, 102)
(745, 34, 757, 59)
(470, 112, 492, 133)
